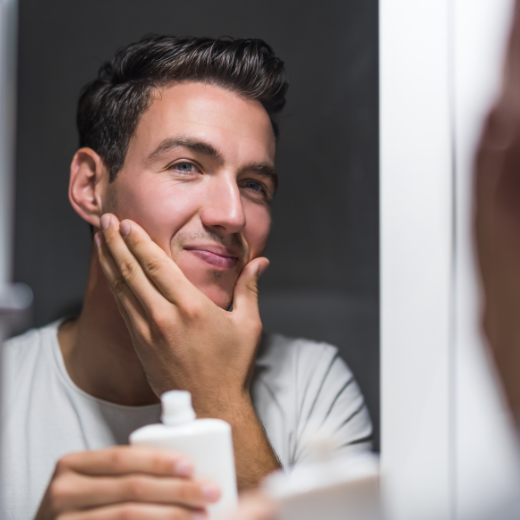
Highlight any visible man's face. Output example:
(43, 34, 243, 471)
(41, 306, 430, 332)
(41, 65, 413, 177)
(105, 82, 276, 309)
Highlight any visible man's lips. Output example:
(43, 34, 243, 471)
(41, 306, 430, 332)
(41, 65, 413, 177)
(183, 245, 239, 269)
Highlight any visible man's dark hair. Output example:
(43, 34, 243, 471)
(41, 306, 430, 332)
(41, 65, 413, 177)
(77, 35, 288, 181)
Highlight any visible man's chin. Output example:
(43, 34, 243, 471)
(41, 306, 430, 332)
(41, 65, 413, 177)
(198, 285, 234, 310)
(175, 257, 239, 309)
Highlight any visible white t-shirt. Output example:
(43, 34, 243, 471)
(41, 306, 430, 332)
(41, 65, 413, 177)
(1, 321, 372, 520)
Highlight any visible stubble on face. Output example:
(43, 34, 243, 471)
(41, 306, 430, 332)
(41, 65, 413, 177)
(171, 228, 250, 282)
(105, 182, 250, 307)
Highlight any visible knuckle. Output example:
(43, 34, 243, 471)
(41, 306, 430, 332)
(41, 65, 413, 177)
(180, 301, 202, 321)
(116, 505, 140, 520)
(247, 281, 260, 298)
(178, 482, 198, 502)
(150, 308, 171, 332)
(149, 451, 170, 473)
(119, 259, 138, 281)
(112, 275, 127, 297)
(144, 257, 165, 276)
(107, 447, 127, 470)
(55, 454, 73, 474)
(126, 476, 147, 501)
(49, 477, 74, 511)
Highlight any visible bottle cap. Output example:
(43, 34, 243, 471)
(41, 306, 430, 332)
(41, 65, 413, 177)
(161, 390, 196, 425)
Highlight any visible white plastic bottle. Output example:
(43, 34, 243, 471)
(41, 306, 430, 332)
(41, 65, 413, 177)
(129, 391, 238, 520)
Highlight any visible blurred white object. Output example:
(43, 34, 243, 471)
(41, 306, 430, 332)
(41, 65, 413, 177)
(380, 0, 520, 518)
(130, 391, 238, 520)
(263, 437, 381, 520)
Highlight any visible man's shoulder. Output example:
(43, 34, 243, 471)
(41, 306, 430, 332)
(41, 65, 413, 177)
(2, 321, 60, 374)
(258, 332, 339, 358)
(256, 333, 350, 379)
(3, 321, 58, 349)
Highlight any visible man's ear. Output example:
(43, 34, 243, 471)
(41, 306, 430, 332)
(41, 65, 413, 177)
(69, 148, 109, 229)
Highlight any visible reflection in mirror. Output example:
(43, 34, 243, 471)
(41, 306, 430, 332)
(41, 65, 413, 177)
(2, 1, 379, 519)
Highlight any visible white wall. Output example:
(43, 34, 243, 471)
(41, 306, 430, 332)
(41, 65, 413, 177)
(380, 1, 453, 518)
(381, 0, 520, 518)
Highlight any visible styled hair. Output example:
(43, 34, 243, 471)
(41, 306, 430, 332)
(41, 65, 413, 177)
(77, 35, 288, 181)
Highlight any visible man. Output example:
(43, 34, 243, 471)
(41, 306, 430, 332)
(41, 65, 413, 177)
(1, 36, 372, 520)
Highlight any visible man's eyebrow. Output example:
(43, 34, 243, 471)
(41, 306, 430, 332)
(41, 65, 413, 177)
(239, 163, 279, 192)
(145, 137, 224, 165)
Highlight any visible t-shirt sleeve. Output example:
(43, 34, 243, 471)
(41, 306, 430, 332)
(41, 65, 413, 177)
(292, 342, 373, 464)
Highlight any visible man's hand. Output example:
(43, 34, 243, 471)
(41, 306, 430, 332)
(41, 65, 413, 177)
(95, 213, 267, 413)
(475, 0, 520, 427)
(95, 214, 280, 489)
(34, 446, 220, 520)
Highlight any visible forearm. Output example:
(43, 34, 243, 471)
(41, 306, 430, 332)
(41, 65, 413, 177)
(196, 394, 281, 491)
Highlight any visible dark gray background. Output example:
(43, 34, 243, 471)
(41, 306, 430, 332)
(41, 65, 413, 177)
(13, 0, 379, 450)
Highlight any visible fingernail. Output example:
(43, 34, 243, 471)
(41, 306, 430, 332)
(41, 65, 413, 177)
(257, 260, 269, 278)
(120, 221, 131, 237)
(202, 483, 221, 502)
(94, 232, 104, 248)
(193, 512, 208, 520)
(101, 214, 110, 230)
(175, 458, 194, 477)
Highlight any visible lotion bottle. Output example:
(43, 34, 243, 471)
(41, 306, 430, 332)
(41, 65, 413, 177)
(129, 391, 238, 520)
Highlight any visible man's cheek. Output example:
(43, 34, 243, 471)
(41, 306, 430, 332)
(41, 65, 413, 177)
(115, 206, 190, 258)
(245, 218, 271, 258)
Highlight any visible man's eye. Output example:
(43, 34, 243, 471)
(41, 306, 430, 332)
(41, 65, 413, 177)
(172, 162, 195, 173)
(243, 180, 264, 192)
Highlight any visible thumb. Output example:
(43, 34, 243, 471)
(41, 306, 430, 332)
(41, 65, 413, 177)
(233, 257, 269, 318)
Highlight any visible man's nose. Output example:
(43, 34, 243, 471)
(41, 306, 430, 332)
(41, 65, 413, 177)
(200, 176, 246, 234)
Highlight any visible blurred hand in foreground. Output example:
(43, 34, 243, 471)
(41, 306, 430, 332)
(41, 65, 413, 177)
(475, 0, 520, 428)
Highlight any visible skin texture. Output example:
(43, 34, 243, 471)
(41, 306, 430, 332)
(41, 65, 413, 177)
(475, 0, 520, 430)
(36, 82, 281, 520)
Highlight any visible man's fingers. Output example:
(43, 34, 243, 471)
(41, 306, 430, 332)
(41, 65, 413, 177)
(232, 257, 269, 321)
(54, 473, 219, 511)
(96, 233, 149, 332)
(60, 502, 206, 520)
(56, 446, 194, 478)
(119, 219, 197, 304)
(99, 214, 167, 312)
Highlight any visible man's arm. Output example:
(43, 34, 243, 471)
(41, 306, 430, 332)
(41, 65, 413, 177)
(96, 214, 280, 489)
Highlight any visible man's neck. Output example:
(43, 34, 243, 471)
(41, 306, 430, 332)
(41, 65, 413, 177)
(58, 244, 159, 406)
